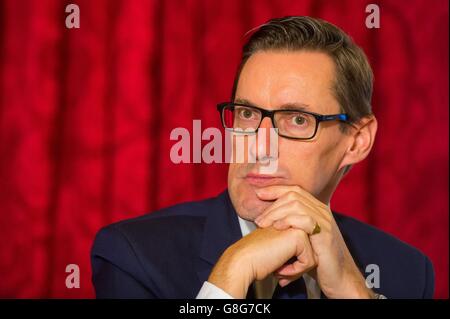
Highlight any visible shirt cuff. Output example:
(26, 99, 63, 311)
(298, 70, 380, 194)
(196, 281, 235, 299)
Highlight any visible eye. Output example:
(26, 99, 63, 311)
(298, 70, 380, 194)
(292, 115, 307, 125)
(238, 108, 255, 119)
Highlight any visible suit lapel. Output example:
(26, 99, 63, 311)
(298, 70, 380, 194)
(196, 190, 242, 285)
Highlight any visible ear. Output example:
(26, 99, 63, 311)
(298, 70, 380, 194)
(338, 115, 378, 171)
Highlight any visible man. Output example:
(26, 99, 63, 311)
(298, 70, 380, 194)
(91, 16, 434, 299)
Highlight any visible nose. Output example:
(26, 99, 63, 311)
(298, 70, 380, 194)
(259, 117, 276, 152)
(259, 117, 273, 130)
(249, 117, 278, 163)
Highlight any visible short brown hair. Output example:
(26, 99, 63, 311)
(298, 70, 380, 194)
(232, 16, 374, 127)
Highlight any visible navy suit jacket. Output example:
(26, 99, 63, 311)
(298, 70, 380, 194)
(91, 190, 434, 299)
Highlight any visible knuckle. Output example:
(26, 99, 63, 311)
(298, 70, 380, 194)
(281, 215, 292, 225)
(298, 230, 310, 243)
(292, 200, 303, 210)
(306, 258, 316, 270)
(306, 215, 315, 225)
(286, 191, 298, 200)
(301, 252, 315, 270)
(288, 228, 304, 242)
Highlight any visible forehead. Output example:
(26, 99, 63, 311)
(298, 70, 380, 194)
(235, 50, 339, 114)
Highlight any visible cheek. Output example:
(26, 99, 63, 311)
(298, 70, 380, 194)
(227, 163, 239, 187)
(278, 139, 338, 191)
(278, 140, 317, 177)
(227, 163, 249, 193)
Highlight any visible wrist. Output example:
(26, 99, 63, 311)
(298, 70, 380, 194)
(338, 273, 375, 299)
(346, 284, 375, 299)
(326, 271, 374, 299)
(208, 246, 253, 298)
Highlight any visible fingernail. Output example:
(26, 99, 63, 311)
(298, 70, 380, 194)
(258, 219, 269, 227)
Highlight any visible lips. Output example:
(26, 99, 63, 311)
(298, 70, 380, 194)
(245, 173, 285, 187)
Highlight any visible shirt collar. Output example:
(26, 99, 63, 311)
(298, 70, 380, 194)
(238, 216, 257, 237)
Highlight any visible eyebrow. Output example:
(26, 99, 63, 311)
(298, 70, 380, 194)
(234, 98, 310, 112)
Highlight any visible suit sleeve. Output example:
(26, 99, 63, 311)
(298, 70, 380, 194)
(422, 255, 435, 299)
(91, 225, 157, 298)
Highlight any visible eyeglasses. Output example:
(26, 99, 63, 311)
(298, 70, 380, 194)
(217, 102, 350, 140)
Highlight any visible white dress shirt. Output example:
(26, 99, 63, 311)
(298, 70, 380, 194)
(196, 216, 321, 299)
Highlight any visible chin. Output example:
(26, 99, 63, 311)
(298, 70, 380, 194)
(240, 201, 270, 221)
(229, 183, 272, 221)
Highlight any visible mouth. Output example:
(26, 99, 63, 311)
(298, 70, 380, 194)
(244, 173, 285, 187)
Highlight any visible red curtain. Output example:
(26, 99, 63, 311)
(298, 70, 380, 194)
(0, 0, 447, 298)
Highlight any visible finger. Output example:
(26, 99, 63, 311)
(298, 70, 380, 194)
(276, 256, 315, 277)
(255, 186, 320, 220)
(274, 269, 299, 287)
(255, 185, 299, 201)
(276, 275, 301, 287)
(255, 190, 316, 223)
(274, 265, 305, 287)
(277, 232, 316, 277)
(278, 278, 291, 287)
(256, 196, 318, 228)
(255, 201, 309, 228)
(255, 185, 318, 204)
(254, 196, 295, 224)
(272, 214, 319, 235)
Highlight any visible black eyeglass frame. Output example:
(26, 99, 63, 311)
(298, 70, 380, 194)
(217, 102, 350, 140)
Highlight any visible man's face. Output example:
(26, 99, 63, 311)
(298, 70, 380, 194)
(228, 50, 351, 221)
